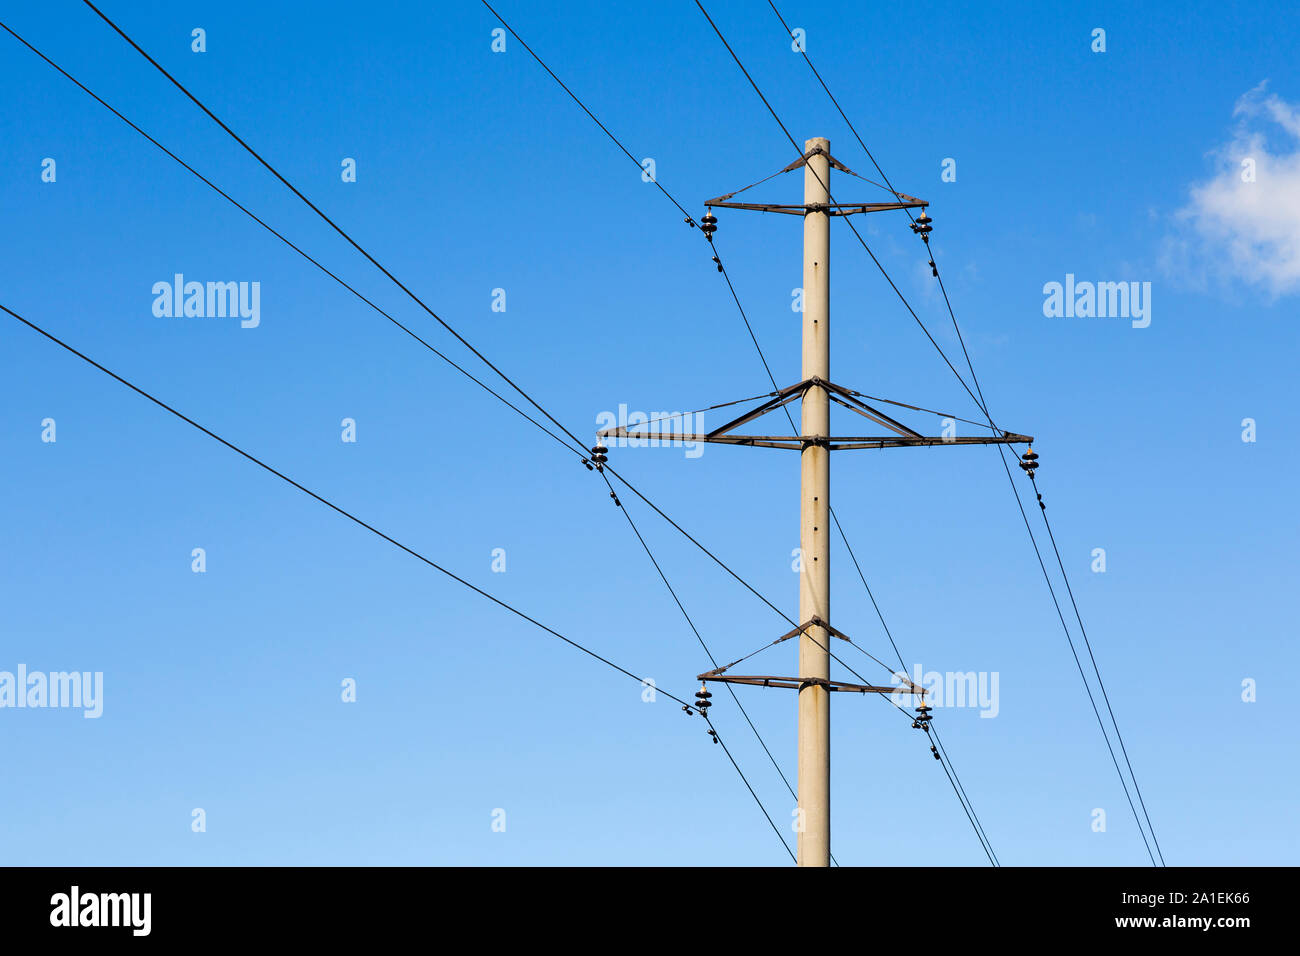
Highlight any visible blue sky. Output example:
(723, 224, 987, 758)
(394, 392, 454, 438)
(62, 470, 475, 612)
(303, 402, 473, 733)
(1, 0, 1296, 866)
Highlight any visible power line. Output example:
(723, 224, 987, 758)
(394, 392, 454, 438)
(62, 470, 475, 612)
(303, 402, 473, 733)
(704, 715, 797, 863)
(604, 464, 799, 629)
(22, 0, 1002, 866)
(597, 468, 815, 863)
(1024, 464, 1167, 865)
(764, 0, 996, 424)
(2, 299, 809, 860)
(0, 302, 686, 709)
(689, 0, 1001, 863)
(765, 2, 917, 219)
(474, 0, 999, 863)
(70, 0, 811, 648)
(2, 15, 811, 712)
(480, 0, 696, 224)
(0, 19, 584, 467)
(489, 0, 989, 446)
(711, 234, 1000, 863)
(69, 1, 821, 862)
(73, 0, 1001, 863)
(876, 694, 998, 866)
(474, 4, 983, 675)
(759, 0, 1163, 865)
(821, 621, 1000, 865)
(828, 508, 1000, 865)
(597, 469, 788, 790)
(484, 16, 994, 856)
(683, 41, 1003, 869)
(930, 723, 1000, 866)
(993, 445, 1158, 866)
(81, 0, 592, 459)
(691, 0, 990, 422)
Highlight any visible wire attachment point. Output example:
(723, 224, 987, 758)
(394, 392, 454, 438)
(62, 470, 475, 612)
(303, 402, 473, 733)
(912, 699, 933, 732)
(911, 211, 933, 244)
(1018, 446, 1039, 477)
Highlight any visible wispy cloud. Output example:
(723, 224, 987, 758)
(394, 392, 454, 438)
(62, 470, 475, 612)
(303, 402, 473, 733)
(1162, 82, 1300, 297)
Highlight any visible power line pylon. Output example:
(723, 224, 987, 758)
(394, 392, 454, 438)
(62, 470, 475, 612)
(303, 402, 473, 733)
(597, 137, 1031, 867)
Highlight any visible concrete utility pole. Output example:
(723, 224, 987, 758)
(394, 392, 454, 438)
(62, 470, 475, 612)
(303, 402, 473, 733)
(798, 137, 832, 868)
(595, 136, 1029, 867)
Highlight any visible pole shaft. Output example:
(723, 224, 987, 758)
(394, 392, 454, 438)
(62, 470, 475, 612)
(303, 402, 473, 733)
(798, 137, 831, 867)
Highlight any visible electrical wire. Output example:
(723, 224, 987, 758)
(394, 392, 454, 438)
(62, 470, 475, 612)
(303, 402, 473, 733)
(479, 0, 696, 224)
(63, 0, 1001, 865)
(0, 16, 808, 717)
(1030, 474, 1165, 865)
(5, 295, 813, 862)
(992, 445, 1158, 866)
(472, 0, 1000, 864)
(693, 0, 1005, 862)
(692, 0, 990, 422)
(597, 468, 822, 864)
(0, 302, 691, 710)
(51, 4, 819, 863)
(760, 0, 1164, 864)
(0, 19, 585, 467)
(705, 715, 797, 863)
(81, 0, 593, 459)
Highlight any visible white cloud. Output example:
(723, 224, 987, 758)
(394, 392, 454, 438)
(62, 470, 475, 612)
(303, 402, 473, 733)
(1163, 82, 1300, 297)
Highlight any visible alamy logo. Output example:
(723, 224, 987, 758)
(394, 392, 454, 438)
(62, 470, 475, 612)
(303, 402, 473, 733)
(0, 665, 103, 718)
(1042, 273, 1151, 328)
(50, 886, 151, 936)
(152, 274, 261, 328)
(595, 404, 705, 459)
(890, 665, 1000, 718)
